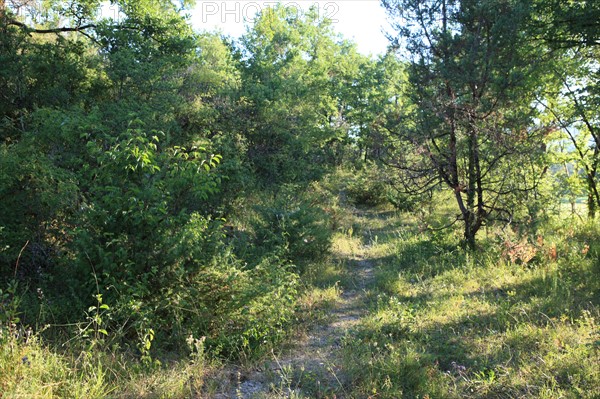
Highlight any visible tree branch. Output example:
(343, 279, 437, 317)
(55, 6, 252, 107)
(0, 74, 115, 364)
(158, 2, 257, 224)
(7, 19, 96, 34)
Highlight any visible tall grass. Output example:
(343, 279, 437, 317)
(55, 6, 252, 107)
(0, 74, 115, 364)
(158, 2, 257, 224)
(341, 207, 600, 398)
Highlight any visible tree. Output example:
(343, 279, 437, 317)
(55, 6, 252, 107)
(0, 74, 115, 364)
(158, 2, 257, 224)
(531, 1, 600, 218)
(382, 0, 547, 248)
(0, 0, 225, 330)
(239, 5, 359, 189)
(538, 54, 600, 218)
(340, 52, 408, 164)
(531, 0, 600, 49)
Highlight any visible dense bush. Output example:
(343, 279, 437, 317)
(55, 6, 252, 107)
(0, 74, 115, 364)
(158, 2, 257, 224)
(344, 164, 422, 210)
(249, 189, 333, 273)
(345, 166, 389, 207)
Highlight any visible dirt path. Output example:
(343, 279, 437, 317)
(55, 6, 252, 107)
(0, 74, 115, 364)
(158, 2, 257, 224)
(208, 224, 377, 398)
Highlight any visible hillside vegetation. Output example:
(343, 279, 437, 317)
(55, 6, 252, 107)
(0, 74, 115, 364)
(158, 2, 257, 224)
(1, 0, 599, 397)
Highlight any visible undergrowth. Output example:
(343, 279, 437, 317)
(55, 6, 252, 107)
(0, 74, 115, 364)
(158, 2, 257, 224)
(2, 184, 599, 398)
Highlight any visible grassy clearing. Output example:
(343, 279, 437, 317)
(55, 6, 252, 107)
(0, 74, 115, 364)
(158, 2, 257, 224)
(341, 207, 600, 399)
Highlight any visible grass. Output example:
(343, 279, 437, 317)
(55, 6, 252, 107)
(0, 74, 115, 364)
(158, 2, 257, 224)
(2, 198, 598, 398)
(340, 206, 600, 399)
(0, 332, 214, 398)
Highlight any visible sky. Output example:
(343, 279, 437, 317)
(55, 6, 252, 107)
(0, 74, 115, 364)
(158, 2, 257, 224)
(188, 1, 392, 56)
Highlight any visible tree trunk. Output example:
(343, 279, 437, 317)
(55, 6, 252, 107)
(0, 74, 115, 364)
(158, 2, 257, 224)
(587, 192, 596, 219)
(463, 211, 477, 250)
(587, 165, 599, 219)
(588, 177, 597, 219)
(463, 124, 482, 250)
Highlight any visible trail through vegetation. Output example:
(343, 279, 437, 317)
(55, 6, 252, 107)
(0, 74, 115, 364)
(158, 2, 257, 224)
(207, 210, 379, 398)
(203, 205, 600, 398)
(2, 1, 600, 397)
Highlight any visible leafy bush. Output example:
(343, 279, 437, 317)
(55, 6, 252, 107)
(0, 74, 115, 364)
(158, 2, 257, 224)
(0, 143, 79, 282)
(250, 189, 333, 273)
(345, 166, 389, 207)
(203, 254, 299, 358)
(342, 164, 418, 210)
(1, 121, 309, 361)
(385, 186, 422, 212)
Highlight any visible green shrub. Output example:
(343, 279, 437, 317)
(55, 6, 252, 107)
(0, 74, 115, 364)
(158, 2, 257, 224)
(385, 186, 422, 212)
(204, 254, 299, 358)
(250, 189, 333, 273)
(345, 165, 389, 207)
